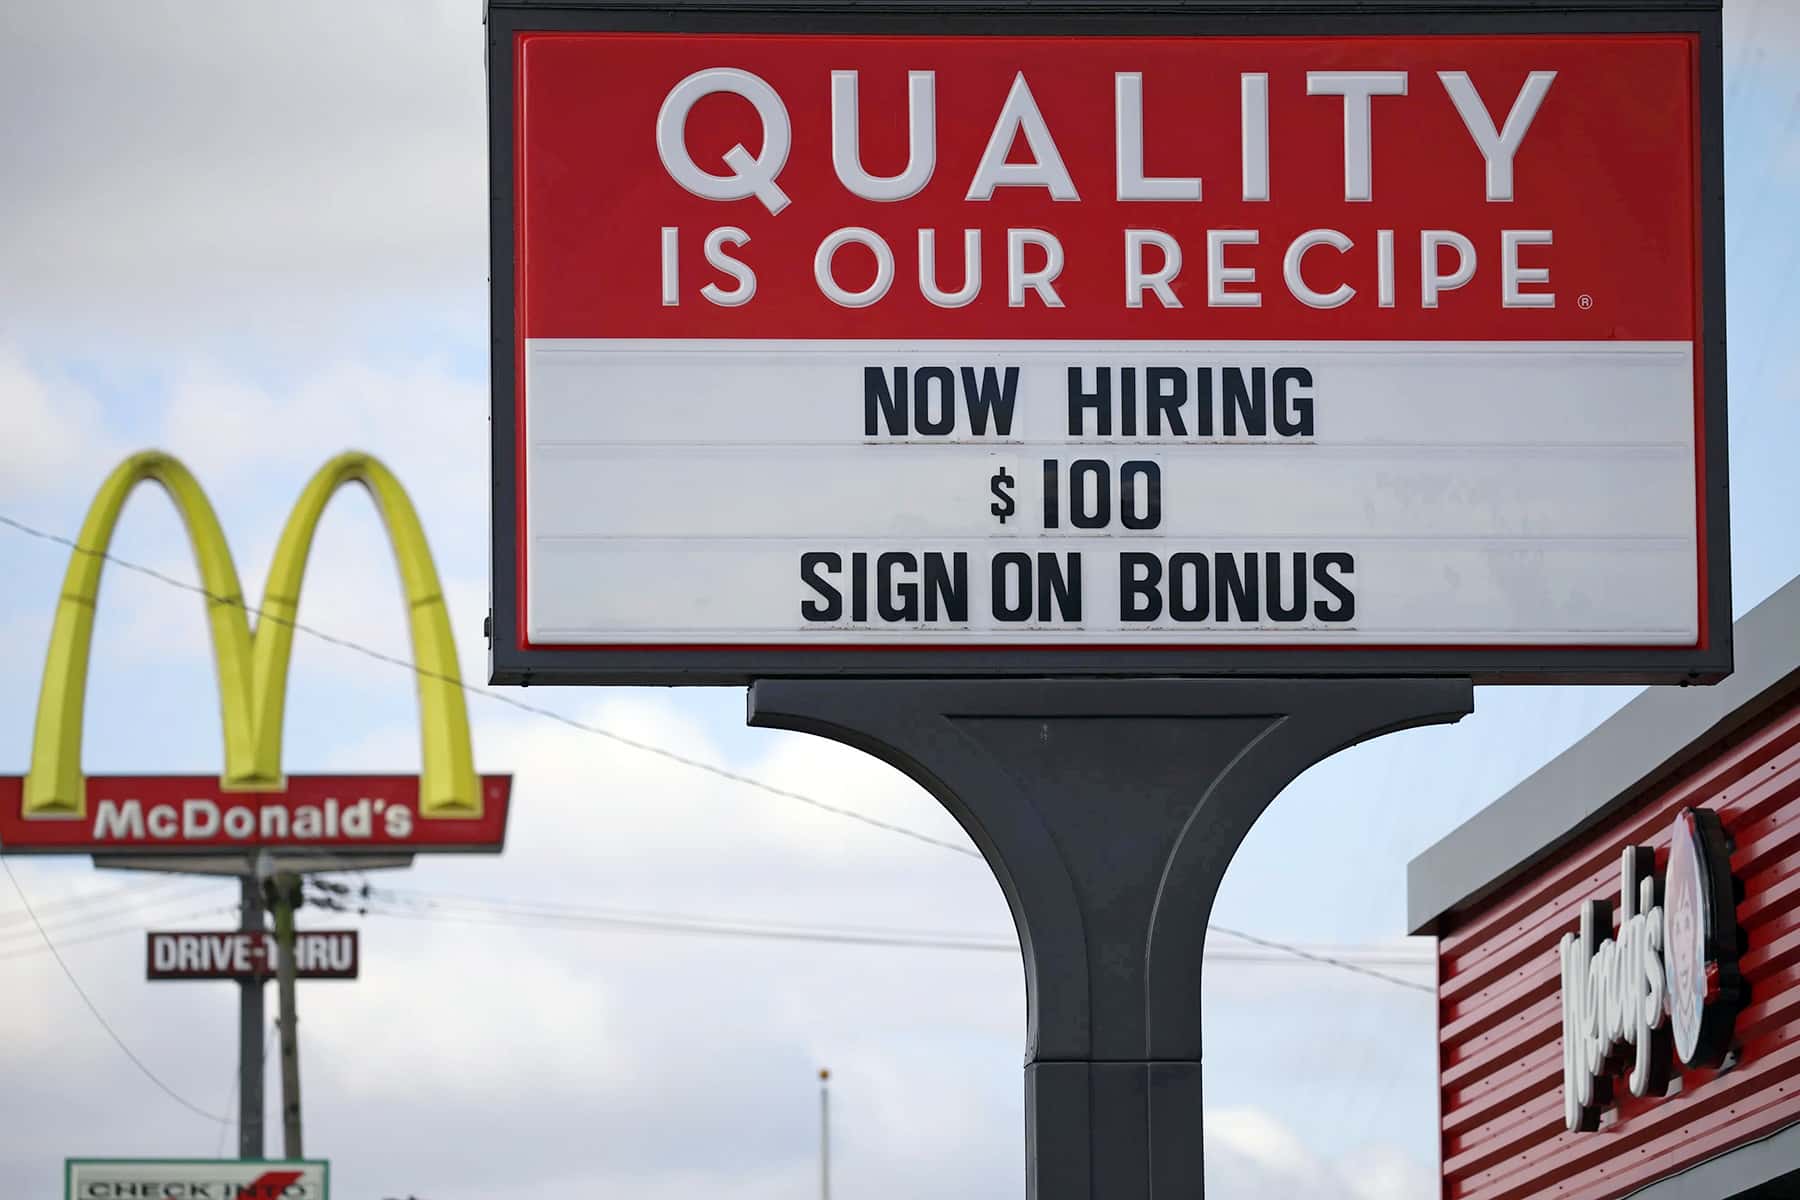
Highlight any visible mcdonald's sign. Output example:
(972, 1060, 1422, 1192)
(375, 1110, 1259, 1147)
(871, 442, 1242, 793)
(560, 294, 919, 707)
(0, 451, 510, 856)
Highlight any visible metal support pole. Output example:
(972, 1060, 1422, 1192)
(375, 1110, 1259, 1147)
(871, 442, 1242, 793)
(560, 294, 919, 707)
(268, 871, 304, 1158)
(819, 1068, 831, 1200)
(750, 677, 1473, 1200)
(237, 875, 266, 1159)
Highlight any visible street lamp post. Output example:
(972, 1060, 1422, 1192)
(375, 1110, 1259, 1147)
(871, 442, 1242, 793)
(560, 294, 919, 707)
(819, 1068, 831, 1200)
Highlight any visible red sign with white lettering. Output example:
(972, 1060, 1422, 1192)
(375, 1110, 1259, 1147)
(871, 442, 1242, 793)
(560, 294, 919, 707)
(516, 33, 1699, 340)
(147, 930, 359, 981)
(0, 775, 510, 854)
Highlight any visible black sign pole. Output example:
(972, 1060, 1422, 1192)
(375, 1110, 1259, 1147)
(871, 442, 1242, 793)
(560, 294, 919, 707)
(237, 873, 266, 1159)
(750, 676, 1472, 1199)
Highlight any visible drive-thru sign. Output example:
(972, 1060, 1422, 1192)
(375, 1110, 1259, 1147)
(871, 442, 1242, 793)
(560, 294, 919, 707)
(148, 931, 359, 981)
(486, 3, 1726, 1198)
(490, 4, 1726, 684)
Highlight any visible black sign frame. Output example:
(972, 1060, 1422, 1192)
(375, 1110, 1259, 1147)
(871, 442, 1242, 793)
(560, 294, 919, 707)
(486, 0, 1729, 687)
(145, 930, 360, 981)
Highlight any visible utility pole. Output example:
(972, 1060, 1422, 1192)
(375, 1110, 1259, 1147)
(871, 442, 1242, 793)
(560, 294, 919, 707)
(237, 875, 265, 1159)
(261, 862, 304, 1157)
(819, 1068, 831, 1200)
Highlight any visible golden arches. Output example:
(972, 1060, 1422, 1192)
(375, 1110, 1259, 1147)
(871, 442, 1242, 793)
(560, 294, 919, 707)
(253, 453, 478, 816)
(25, 453, 257, 815)
(22, 450, 479, 820)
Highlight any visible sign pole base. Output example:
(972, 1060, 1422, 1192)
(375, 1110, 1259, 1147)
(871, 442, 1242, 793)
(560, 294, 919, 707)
(748, 676, 1473, 1199)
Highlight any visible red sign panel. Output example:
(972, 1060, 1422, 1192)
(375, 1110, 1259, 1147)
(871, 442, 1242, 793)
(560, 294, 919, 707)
(0, 775, 510, 855)
(518, 34, 1698, 343)
(147, 930, 359, 981)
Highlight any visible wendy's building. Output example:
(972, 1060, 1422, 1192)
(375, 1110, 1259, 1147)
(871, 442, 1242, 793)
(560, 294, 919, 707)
(1410, 577, 1800, 1199)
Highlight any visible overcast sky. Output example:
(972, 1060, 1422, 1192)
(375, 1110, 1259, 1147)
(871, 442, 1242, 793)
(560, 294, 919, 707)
(2, 3, 1798, 1198)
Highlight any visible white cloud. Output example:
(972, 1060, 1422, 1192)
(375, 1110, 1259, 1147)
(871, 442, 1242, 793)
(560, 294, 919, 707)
(156, 356, 486, 510)
(1207, 1107, 1434, 1200)
(0, 347, 115, 500)
(1210, 1106, 1330, 1184)
(0, 1, 488, 352)
(1344, 1143, 1439, 1200)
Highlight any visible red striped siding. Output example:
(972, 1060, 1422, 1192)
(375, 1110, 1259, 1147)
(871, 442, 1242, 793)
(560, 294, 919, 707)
(1436, 696, 1800, 1200)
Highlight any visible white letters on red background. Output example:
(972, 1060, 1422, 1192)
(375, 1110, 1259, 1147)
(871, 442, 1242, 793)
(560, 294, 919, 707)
(651, 65, 1558, 311)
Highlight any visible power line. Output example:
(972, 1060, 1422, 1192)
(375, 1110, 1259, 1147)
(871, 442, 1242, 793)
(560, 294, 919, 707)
(0, 856, 229, 1124)
(1207, 924, 1434, 995)
(213, 1032, 238, 1159)
(336, 900, 1435, 990)
(346, 884, 1017, 950)
(0, 884, 226, 947)
(0, 874, 201, 926)
(315, 882, 1436, 990)
(0, 904, 237, 962)
(0, 882, 228, 948)
(337, 900, 1020, 954)
(214, 1019, 277, 1159)
(351, 881, 1009, 943)
(1, 512, 1437, 996)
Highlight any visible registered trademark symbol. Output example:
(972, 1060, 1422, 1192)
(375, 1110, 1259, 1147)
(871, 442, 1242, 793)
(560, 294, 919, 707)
(1578, 294, 1594, 310)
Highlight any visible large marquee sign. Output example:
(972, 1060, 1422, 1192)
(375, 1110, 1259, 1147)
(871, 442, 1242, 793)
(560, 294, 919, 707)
(488, 2, 1728, 684)
(0, 451, 510, 858)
